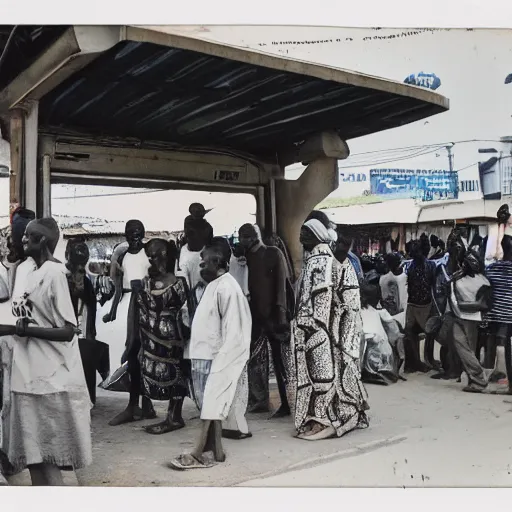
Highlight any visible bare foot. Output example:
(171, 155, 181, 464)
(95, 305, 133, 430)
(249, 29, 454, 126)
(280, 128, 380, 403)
(109, 406, 143, 426)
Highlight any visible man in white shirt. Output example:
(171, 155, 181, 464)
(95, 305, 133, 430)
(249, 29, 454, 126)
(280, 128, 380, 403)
(169, 245, 252, 470)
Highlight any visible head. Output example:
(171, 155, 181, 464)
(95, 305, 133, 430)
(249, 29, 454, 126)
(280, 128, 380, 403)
(305, 210, 331, 229)
(360, 255, 374, 274)
(145, 238, 177, 277)
(199, 245, 229, 283)
(502, 235, 512, 261)
(211, 236, 233, 263)
(409, 240, 424, 262)
(334, 232, 352, 263)
(447, 229, 466, 264)
(125, 220, 145, 253)
(438, 240, 446, 253)
(497, 204, 511, 225)
(419, 233, 430, 258)
(386, 252, 402, 275)
(8, 207, 35, 262)
(66, 241, 90, 293)
(360, 282, 381, 309)
(184, 204, 213, 252)
(238, 223, 260, 252)
(375, 255, 388, 275)
(22, 218, 60, 260)
(430, 234, 439, 249)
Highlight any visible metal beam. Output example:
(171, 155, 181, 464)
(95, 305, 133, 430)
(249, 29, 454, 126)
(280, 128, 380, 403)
(0, 26, 121, 113)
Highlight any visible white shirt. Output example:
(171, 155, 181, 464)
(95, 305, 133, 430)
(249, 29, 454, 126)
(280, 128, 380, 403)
(176, 245, 204, 291)
(187, 272, 251, 361)
(122, 250, 150, 289)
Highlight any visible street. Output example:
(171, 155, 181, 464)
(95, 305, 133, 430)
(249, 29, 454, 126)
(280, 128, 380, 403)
(7, 371, 512, 487)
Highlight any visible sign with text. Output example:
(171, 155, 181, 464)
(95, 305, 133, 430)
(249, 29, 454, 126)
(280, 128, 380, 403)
(369, 169, 459, 201)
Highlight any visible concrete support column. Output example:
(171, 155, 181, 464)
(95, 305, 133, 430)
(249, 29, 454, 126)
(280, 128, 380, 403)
(8, 101, 39, 218)
(275, 157, 339, 277)
(274, 131, 350, 278)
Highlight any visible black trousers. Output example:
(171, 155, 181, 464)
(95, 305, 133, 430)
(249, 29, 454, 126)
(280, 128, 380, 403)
(488, 322, 512, 387)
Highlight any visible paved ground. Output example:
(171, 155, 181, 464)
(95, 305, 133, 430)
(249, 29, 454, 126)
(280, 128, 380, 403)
(7, 368, 512, 487)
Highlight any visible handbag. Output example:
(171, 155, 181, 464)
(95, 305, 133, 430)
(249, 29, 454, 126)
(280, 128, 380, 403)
(453, 273, 492, 313)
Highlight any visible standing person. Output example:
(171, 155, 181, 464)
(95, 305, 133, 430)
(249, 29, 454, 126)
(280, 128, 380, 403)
(380, 253, 408, 316)
(483, 234, 512, 393)
(442, 231, 490, 392)
(65, 240, 108, 405)
(134, 239, 191, 435)
(403, 240, 434, 373)
(0, 218, 92, 485)
(238, 223, 291, 418)
(0, 207, 36, 482)
(292, 219, 369, 441)
(168, 245, 251, 470)
(334, 232, 364, 282)
(105, 220, 154, 426)
(176, 203, 213, 294)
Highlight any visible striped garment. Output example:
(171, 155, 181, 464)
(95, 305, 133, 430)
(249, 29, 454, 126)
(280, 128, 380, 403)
(485, 260, 512, 323)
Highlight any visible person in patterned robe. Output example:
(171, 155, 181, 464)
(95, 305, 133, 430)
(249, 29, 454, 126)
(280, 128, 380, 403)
(136, 238, 191, 435)
(292, 219, 369, 441)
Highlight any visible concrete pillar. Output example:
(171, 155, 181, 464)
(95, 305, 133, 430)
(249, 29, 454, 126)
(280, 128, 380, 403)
(8, 101, 39, 218)
(274, 131, 349, 278)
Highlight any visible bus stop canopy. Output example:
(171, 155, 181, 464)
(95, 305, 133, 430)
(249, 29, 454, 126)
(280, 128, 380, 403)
(0, 26, 449, 163)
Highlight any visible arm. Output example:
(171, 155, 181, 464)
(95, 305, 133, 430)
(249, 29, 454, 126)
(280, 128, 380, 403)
(16, 318, 76, 342)
(273, 247, 290, 328)
(104, 250, 125, 323)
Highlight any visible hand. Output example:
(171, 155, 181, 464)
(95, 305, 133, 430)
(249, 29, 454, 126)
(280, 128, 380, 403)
(103, 312, 116, 323)
(15, 318, 32, 337)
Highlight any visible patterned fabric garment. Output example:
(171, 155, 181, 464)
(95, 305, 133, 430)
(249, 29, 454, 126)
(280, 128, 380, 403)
(292, 244, 369, 438)
(247, 329, 270, 410)
(137, 276, 190, 401)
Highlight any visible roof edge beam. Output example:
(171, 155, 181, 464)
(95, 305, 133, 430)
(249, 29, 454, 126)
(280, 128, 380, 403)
(0, 26, 122, 113)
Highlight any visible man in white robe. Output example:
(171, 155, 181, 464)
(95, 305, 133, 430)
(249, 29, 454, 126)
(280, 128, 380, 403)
(169, 245, 252, 470)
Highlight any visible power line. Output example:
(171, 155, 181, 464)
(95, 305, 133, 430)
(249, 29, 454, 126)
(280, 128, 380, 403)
(338, 146, 444, 169)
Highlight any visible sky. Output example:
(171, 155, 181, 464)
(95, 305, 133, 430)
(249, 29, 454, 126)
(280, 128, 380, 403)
(0, 27, 510, 228)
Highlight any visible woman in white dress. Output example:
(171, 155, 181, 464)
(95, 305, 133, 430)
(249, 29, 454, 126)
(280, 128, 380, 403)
(0, 218, 92, 485)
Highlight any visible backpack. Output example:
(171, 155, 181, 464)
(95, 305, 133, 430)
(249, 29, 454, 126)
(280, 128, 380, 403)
(442, 266, 492, 314)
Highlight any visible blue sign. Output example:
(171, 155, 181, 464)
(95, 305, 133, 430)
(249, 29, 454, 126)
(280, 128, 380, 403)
(505, 73, 512, 85)
(404, 72, 441, 90)
(370, 169, 458, 202)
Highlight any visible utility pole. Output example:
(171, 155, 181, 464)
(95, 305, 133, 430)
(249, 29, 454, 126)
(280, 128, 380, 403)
(446, 144, 454, 172)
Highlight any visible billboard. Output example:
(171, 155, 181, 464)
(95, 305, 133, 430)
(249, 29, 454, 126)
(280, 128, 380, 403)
(369, 169, 459, 201)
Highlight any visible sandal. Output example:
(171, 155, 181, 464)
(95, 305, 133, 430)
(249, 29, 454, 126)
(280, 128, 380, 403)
(222, 429, 253, 440)
(167, 453, 215, 471)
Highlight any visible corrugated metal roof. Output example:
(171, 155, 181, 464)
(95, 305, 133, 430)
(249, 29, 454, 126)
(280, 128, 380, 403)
(324, 198, 421, 225)
(324, 198, 503, 226)
(38, 39, 448, 160)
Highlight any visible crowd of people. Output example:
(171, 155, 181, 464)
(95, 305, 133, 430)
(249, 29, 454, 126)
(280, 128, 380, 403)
(1, 200, 511, 485)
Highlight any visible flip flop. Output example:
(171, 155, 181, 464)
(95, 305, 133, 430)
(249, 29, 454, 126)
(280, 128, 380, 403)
(167, 453, 215, 471)
(298, 425, 336, 441)
(222, 429, 253, 440)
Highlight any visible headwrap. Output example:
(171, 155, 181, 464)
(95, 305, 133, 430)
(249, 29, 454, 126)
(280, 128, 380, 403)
(303, 219, 335, 244)
(11, 207, 35, 245)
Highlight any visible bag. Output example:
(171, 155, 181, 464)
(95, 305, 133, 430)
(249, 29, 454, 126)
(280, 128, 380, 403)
(98, 362, 130, 393)
(453, 273, 492, 313)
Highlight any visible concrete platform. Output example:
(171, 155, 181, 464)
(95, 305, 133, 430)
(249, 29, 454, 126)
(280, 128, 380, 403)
(6, 369, 511, 487)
